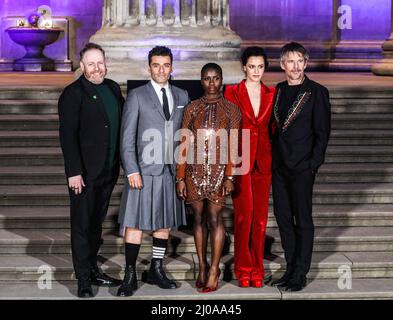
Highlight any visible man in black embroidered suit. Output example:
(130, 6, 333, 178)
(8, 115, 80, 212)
(58, 43, 124, 298)
(270, 42, 331, 292)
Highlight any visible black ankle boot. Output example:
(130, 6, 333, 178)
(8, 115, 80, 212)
(270, 270, 293, 288)
(285, 272, 307, 292)
(90, 266, 122, 287)
(146, 259, 177, 289)
(117, 265, 138, 297)
(77, 278, 93, 298)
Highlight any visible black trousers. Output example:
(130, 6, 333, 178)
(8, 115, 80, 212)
(272, 166, 316, 277)
(69, 167, 118, 280)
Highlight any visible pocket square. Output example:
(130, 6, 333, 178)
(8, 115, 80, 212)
(177, 105, 185, 109)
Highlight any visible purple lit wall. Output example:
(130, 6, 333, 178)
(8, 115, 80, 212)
(0, 0, 102, 43)
(229, 0, 391, 42)
(0, 0, 392, 69)
(230, 0, 333, 41)
(339, 0, 391, 40)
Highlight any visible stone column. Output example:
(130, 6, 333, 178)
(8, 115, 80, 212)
(372, 0, 393, 75)
(211, 0, 222, 27)
(190, 0, 197, 26)
(102, 0, 127, 27)
(90, 0, 242, 83)
(155, 0, 164, 26)
(222, 0, 229, 28)
(138, 0, 146, 25)
(173, 0, 182, 26)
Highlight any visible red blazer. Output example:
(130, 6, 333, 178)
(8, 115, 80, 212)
(224, 80, 276, 175)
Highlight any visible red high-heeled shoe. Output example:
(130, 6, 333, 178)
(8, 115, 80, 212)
(238, 279, 250, 288)
(195, 265, 210, 288)
(201, 270, 221, 293)
(252, 279, 263, 288)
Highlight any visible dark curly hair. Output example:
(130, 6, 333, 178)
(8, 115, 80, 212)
(148, 46, 173, 65)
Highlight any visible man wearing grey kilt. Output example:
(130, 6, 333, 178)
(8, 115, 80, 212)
(117, 46, 190, 297)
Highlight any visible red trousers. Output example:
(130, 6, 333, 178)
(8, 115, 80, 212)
(232, 168, 271, 281)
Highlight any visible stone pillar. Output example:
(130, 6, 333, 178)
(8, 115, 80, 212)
(155, 0, 164, 27)
(102, 0, 127, 27)
(89, 0, 242, 84)
(211, 0, 222, 27)
(372, 0, 393, 75)
(190, 0, 197, 26)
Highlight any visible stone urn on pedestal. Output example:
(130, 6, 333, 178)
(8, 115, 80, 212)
(6, 27, 62, 71)
(6, 9, 62, 71)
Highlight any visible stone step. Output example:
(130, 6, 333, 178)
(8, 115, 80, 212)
(330, 99, 393, 113)
(268, 226, 393, 253)
(0, 95, 392, 115)
(279, 278, 393, 300)
(0, 146, 392, 167)
(0, 88, 61, 100)
(1, 163, 392, 185)
(1, 204, 393, 229)
(0, 93, 392, 117)
(0, 115, 59, 131)
(331, 113, 393, 129)
(1, 130, 393, 147)
(0, 253, 195, 282)
(0, 227, 392, 255)
(1, 183, 393, 206)
(269, 204, 393, 227)
(0, 166, 68, 185)
(329, 88, 393, 99)
(330, 93, 393, 113)
(0, 278, 393, 300)
(0, 251, 391, 283)
(0, 279, 282, 300)
(316, 163, 393, 183)
(0, 131, 59, 147)
(0, 113, 391, 131)
(0, 148, 64, 166)
(0, 100, 58, 114)
(330, 130, 393, 145)
(324, 146, 393, 163)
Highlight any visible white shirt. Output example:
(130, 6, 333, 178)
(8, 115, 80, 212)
(150, 79, 174, 115)
(127, 79, 174, 178)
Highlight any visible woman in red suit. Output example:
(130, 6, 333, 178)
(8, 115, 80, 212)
(224, 47, 276, 288)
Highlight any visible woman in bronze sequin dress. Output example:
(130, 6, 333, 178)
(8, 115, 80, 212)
(176, 63, 242, 292)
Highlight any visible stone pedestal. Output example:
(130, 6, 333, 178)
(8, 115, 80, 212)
(89, 0, 243, 84)
(372, 0, 393, 76)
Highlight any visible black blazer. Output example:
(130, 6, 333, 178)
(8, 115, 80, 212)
(271, 76, 331, 172)
(58, 75, 124, 180)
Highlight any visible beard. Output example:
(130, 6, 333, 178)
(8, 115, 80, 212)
(289, 70, 304, 81)
(85, 69, 106, 85)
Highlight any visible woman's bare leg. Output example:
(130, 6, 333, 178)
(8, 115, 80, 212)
(190, 200, 209, 285)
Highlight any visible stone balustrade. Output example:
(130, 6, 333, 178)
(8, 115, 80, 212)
(102, 0, 229, 28)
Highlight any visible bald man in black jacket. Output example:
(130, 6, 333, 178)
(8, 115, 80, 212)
(58, 43, 124, 298)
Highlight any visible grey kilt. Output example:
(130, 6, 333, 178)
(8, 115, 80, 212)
(118, 166, 187, 232)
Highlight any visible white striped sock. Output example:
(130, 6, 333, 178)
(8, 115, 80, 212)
(152, 246, 166, 259)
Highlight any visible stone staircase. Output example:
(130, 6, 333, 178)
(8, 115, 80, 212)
(0, 84, 393, 299)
